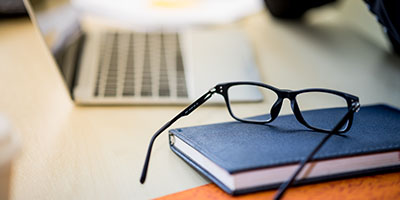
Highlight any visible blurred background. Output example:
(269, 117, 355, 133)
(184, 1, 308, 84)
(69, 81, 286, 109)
(1, 0, 398, 54)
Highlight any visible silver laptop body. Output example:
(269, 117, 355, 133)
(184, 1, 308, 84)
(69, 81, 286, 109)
(24, 0, 262, 105)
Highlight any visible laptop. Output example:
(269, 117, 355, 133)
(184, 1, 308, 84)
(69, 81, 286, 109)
(24, 0, 262, 105)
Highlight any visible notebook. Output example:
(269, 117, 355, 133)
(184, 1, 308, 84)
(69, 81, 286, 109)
(168, 104, 400, 195)
(23, 0, 262, 105)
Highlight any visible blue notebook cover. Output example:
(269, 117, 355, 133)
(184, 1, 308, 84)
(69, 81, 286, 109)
(168, 104, 400, 195)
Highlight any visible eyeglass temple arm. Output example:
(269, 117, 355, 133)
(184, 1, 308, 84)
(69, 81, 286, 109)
(274, 102, 361, 200)
(139, 87, 217, 184)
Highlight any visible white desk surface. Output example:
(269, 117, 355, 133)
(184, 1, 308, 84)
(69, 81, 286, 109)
(1, 1, 400, 199)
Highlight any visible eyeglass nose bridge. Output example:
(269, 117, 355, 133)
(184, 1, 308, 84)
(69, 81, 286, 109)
(277, 89, 297, 99)
(269, 90, 297, 122)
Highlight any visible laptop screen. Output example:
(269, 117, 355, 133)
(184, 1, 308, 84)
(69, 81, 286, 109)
(25, 0, 82, 93)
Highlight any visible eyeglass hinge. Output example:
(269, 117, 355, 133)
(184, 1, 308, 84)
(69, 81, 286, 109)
(351, 102, 361, 112)
(209, 87, 217, 93)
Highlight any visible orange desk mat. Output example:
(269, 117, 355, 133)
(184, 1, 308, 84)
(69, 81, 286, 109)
(156, 172, 400, 200)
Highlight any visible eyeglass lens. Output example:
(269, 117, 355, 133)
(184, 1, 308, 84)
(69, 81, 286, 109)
(227, 84, 278, 122)
(296, 92, 349, 131)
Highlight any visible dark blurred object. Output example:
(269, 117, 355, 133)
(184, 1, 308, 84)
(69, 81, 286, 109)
(0, 0, 27, 16)
(264, 0, 336, 19)
(263, 0, 399, 56)
(364, 0, 400, 55)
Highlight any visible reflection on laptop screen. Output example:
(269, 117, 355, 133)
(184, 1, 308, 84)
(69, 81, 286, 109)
(28, 0, 82, 91)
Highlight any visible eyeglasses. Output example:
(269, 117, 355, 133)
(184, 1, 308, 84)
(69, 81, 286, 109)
(139, 81, 360, 199)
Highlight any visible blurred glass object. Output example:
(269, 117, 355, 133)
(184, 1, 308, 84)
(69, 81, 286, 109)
(0, 114, 21, 200)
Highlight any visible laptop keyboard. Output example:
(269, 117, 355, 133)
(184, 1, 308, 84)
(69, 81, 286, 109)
(94, 32, 188, 99)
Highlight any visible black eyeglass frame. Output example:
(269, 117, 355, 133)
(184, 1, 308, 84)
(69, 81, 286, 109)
(139, 81, 360, 199)
(217, 81, 359, 133)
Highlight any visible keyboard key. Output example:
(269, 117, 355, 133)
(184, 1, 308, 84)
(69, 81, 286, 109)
(123, 34, 135, 96)
(141, 34, 152, 97)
